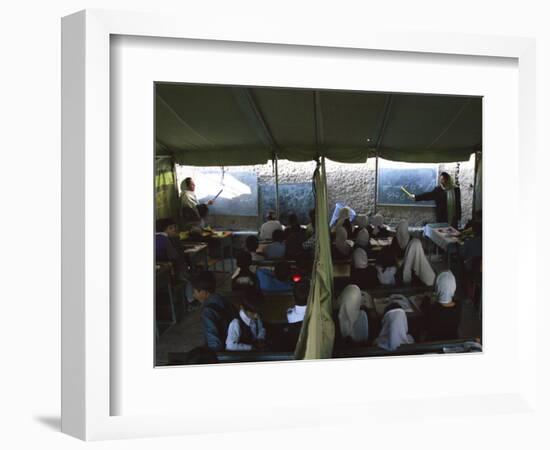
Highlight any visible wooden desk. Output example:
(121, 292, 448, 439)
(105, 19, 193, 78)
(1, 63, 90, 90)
(183, 231, 234, 273)
(181, 243, 208, 273)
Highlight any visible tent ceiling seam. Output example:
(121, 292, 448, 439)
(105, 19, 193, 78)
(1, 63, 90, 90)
(425, 98, 472, 150)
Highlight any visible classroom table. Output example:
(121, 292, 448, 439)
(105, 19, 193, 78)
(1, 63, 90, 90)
(183, 231, 234, 273)
(180, 242, 208, 273)
(423, 223, 463, 266)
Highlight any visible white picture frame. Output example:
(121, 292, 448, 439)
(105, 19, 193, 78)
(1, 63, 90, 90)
(61, 9, 538, 441)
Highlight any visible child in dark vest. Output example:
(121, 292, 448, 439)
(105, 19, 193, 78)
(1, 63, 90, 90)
(225, 288, 267, 351)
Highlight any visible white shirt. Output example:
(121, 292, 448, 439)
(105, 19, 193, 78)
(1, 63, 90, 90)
(259, 220, 283, 240)
(225, 310, 266, 351)
(287, 305, 307, 324)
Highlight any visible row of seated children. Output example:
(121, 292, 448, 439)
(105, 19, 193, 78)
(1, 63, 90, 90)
(192, 270, 309, 353)
(334, 270, 461, 351)
(348, 219, 436, 288)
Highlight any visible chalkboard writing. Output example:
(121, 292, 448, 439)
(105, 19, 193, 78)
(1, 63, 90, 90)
(377, 161, 437, 207)
(259, 183, 315, 225)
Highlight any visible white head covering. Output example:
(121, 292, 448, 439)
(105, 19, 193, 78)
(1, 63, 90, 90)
(435, 270, 457, 304)
(352, 247, 369, 269)
(370, 214, 384, 235)
(355, 228, 370, 248)
(376, 308, 414, 351)
(338, 285, 368, 342)
(335, 226, 352, 256)
(402, 238, 436, 286)
(355, 214, 369, 229)
(396, 220, 410, 250)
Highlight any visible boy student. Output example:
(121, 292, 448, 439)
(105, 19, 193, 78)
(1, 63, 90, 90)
(287, 278, 309, 324)
(155, 218, 189, 283)
(231, 250, 258, 291)
(225, 288, 267, 351)
(264, 229, 286, 259)
(245, 235, 264, 262)
(192, 271, 236, 351)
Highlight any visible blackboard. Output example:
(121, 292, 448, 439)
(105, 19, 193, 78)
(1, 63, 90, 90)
(259, 183, 315, 225)
(195, 171, 258, 217)
(377, 162, 437, 207)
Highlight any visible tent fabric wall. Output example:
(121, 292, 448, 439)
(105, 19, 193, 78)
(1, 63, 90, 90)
(155, 157, 179, 220)
(294, 158, 336, 360)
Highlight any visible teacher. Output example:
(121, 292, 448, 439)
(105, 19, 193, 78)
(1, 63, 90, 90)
(180, 177, 214, 223)
(407, 172, 461, 228)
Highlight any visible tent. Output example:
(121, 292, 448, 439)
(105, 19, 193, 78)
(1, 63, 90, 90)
(155, 83, 482, 166)
(154, 83, 482, 359)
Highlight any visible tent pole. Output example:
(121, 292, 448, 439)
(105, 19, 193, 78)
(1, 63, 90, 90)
(275, 153, 280, 219)
(374, 153, 379, 214)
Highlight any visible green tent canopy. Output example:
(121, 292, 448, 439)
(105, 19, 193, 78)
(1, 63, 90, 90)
(155, 83, 481, 165)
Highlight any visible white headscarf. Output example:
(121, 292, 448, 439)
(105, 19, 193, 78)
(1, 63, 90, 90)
(335, 226, 352, 256)
(355, 228, 370, 248)
(402, 238, 436, 286)
(370, 214, 384, 235)
(435, 270, 457, 304)
(338, 285, 368, 342)
(396, 220, 410, 250)
(352, 247, 369, 269)
(355, 214, 369, 230)
(376, 308, 414, 351)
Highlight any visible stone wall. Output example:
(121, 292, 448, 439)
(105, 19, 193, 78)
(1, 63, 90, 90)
(176, 155, 475, 229)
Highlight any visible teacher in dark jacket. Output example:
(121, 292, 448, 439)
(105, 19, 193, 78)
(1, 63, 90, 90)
(408, 172, 461, 228)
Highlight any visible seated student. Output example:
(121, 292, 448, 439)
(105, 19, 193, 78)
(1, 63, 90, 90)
(256, 261, 293, 293)
(245, 235, 264, 262)
(155, 218, 189, 283)
(259, 210, 283, 240)
(337, 284, 369, 345)
(460, 220, 482, 272)
(331, 205, 353, 232)
(351, 214, 369, 239)
(225, 288, 267, 351)
(287, 278, 309, 324)
(375, 306, 414, 351)
(192, 271, 236, 351)
(351, 229, 378, 289)
(390, 220, 435, 286)
(375, 246, 398, 285)
(333, 226, 353, 259)
(402, 239, 436, 286)
(284, 213, 304, 238)
(264, 229, 286, 259)
(423, 271, 461, 341)
(231, 250, 258, 291)
(367, 213, 391, 238)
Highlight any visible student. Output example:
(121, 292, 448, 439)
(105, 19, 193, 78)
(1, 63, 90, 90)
(337, 284, 369, 345)
(351, 228, 378, 289)
(302, 209, 317, 253)
(155, 218, 189, 283)
(367, 213, 391, 238)
(375, 246, 398, 285)
(333, 226, 353, 258)
(391, 220, 435, 286)
(256, 261, 293, 293)
(287, 278, 309, 323)
(284, 213, 303, 237)
(245, 235, 264, 262)
(375, 307, 414, 351)
(192, 271, 236, 351)
(225, 288, 267, 351)
(424, 271, 461, 341)
(351, 214, 369, 239)
(264, 229, 286, 259)
(231, 250, 258, 291)
(402, 239, 436, 286)
(259, 210, 283, 240)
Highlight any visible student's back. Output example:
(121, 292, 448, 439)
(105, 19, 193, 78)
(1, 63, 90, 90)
(425, 301, 461, 341)
(201, 294, 237, 351)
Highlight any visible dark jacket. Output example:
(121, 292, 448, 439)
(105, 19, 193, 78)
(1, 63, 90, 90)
(201, 294, 237, 351)
(424, 302, 461, 341)
(414, 186, 461, 228)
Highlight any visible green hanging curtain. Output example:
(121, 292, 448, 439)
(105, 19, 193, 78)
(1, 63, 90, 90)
(294, 157, 335, 360)
(155, 157, 179, 220)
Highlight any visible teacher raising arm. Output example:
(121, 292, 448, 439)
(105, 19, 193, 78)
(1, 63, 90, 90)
(407, 172, 461, 228)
